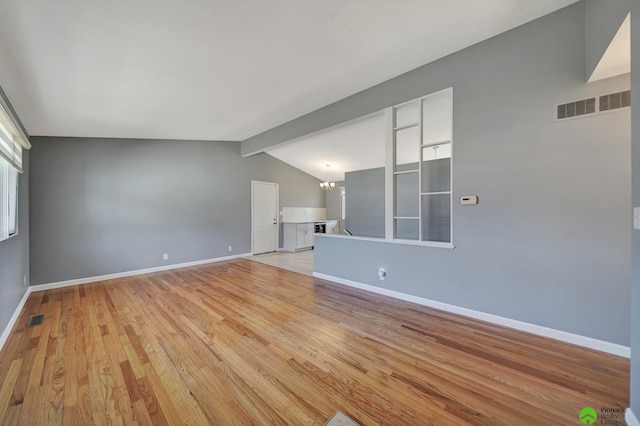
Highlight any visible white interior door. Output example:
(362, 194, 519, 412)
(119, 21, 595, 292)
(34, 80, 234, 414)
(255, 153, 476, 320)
(252, 181, 279, 255)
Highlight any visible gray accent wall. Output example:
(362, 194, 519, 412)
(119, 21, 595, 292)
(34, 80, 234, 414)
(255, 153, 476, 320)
(29, 138, 324, 285)
(630, 0, 639, 415)
(0, 86, 29, 337)
(312, 3, 632, 345)
(345, 168, 385, 238)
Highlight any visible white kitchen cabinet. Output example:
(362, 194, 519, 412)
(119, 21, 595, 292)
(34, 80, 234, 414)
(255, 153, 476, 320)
(325, 220, 339, 234)
(283, 223, 314, 252)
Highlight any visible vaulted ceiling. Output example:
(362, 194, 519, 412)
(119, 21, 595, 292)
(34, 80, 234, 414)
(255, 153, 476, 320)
(0, 0, 579, 143)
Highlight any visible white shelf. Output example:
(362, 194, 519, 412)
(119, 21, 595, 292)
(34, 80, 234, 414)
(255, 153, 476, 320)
(420, 191, 451, 196)
(421, 140, 451, 148)
(394, 123, 420, 131)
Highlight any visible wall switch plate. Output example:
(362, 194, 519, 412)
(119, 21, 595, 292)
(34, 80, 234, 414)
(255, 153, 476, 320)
(23, 275, 27, 286)
(634, 207, 640, 230)
(228, 246, 232, 252)
(163, 253, 168, 260)
(461, 195, 478, 205)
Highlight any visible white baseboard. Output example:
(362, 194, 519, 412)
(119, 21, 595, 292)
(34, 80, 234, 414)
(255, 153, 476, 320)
(32, 253, 252, 292)
(0, 287, 33, 352)
(312, 272, 631, 358)
(627, 408, 640, 426)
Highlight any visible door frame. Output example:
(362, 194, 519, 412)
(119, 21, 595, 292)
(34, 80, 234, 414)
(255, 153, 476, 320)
(251, 180, 280, 255)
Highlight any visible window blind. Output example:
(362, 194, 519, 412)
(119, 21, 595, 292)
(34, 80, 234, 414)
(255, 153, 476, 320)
(0, 101, 30, 173)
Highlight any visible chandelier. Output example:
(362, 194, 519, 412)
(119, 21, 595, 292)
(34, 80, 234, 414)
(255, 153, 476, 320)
(319, 164, 335, 190)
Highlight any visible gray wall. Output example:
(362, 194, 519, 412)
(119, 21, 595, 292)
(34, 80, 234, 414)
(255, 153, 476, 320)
(630, 0, 639, 415)
(313, 3, 632, 345)
(345, 169, 385, 238)
(29, 138, 324, 285)
(325, 180, 344, 230)
(0, 86, 30, 337)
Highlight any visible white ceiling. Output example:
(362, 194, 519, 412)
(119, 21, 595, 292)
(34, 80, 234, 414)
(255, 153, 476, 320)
(0, 0, 579, 142)
(267, 113, 386, 182)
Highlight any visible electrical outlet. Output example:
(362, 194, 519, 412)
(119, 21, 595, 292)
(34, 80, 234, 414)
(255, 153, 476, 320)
(228, 246, 232, 252)
(163, 253, 168, 260)
(23, 275, 27, 286)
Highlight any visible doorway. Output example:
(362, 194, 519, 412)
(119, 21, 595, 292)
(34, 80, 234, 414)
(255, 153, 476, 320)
(251, 181, 279, 255)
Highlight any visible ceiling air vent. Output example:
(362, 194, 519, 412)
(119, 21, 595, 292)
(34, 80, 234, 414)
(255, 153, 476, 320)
(556, 98, 596, 120)
(600, 90, 631, 112)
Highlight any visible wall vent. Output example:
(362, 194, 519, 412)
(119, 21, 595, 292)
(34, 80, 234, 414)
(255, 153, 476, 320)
(600, 90, 631, 112)
(556, 90, 630, 121)
(556, 98, 596, 120)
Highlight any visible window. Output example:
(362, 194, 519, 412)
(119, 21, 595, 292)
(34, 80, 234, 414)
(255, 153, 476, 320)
(7, 161, 18, 236)
(0, 157, 19, 240)
(0, 100, 29, 242)
(387, 88, 453, 245)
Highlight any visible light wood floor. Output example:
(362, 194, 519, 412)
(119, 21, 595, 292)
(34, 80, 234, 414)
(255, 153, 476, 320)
(0, 259, 629, 425)
(247, 250, 314, 276)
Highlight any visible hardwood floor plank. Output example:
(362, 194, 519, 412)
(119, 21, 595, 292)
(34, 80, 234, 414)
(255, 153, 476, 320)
(0, 359, 21, 422)
(73, 302, 93, 425)
(16, 320, 50, 425)
(63, 294, 78, 412)
(131, 398, 155, 426)
(0, 404, 20, 426)
(0, 259, 629, 425)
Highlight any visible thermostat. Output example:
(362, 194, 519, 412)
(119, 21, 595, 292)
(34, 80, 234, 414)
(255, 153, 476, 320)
(460, 195, 478, 205)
